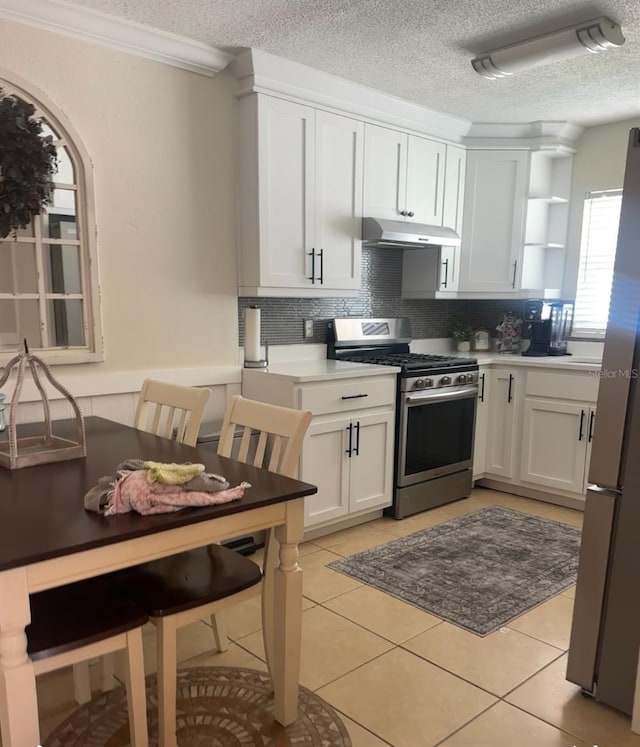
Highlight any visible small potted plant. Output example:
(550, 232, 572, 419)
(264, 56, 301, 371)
(452, 324, 473, 353)
(0, 88, 58, 239)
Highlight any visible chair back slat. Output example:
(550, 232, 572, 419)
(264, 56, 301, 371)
(134, 379, 211, 447)
(254, 431, 268, 468)
(217, 395, 312, 478)
(174, 409, 188, 443)
(267, 435, 283, 473)
(237, 426, 253, 463)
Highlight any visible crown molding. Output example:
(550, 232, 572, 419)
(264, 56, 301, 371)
(0, 0, 234, 77)
(232, 48, 472, 143)
(464, 120, 584, 152)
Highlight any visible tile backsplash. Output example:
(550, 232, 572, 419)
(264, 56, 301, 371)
(238, 247, 526, 345)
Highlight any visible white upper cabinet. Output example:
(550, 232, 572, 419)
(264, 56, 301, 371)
(400, 144, 466, 298)
(363, 124, 446, 225)
(362, 125, 407, 221)
(237, 94, 363, 297)
(314, 110, 363, 290)
(458, 150, 529, 293)
(405, 135, 446, 225)
(442, 145, 466, 236)
(256, 96, 315, 290)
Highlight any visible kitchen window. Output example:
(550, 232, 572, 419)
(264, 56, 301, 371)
(0, 78, 102, 364)
(573, 189, 623, 338)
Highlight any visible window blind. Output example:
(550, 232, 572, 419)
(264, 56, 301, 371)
(573, 189, 623, 337)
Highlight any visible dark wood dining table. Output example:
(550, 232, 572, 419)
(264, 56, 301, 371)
(0, 416, 317, 747)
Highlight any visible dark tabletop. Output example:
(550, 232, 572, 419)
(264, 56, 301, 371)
(0, 417, 317, 571)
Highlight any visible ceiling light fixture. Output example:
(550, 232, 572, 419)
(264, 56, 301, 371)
(471, 16, 625, 79)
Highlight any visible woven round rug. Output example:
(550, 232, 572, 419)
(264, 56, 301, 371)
(46, 666, 352, 746)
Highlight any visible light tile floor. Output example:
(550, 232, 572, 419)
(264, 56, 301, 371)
(34, 487, 640, 746)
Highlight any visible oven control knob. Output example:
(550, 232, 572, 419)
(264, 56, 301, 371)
(440, 376, 451, 385)
(415, 379, 425, 389)
(458, 374, 468, 384)
(424, 378, 434, 387)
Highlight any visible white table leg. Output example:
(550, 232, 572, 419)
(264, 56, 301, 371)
(260, 528, 278, 679)
(270, 499, 304, 726)
(0, 568, 40, 747)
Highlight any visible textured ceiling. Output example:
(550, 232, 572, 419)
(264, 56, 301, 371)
(69, 0, 640, 126)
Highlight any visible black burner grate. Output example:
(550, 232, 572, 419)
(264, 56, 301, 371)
(340, 353, 477, 371)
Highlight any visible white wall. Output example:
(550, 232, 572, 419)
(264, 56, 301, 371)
(0, 17, 239, 375)
(563, 117, 639, 297)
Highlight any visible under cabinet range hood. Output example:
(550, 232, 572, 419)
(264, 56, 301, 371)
(362, 217, 461, 249)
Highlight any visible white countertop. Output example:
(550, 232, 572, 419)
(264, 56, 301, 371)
(241, 346, 602, 382)
(468, 352, 602, 371)
(242, 359, 401, 383)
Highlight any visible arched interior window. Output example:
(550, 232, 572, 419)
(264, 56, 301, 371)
(0, 74, 102, 363)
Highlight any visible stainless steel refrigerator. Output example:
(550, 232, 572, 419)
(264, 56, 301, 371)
(566, 127, 640, 714)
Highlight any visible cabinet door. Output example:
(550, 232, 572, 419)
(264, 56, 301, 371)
(439, 245, 458, 292)
(520, 398, 588, 494)
(314, 111, 363, 290)
(405, 135, 446, 225)
(363, 124, 407, 221)
(584, 406, 597, 494)
(486, 369, 519, 478)
(301, 418, 350, 527)
(473, 369, 491, 478)
(348, 411, 395, 514)
(443, 145, 466, 236)
(258, 96, 315, 288)
(458, 150, 529, 293)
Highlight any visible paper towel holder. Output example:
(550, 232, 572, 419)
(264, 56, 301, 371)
(244, 342, 269, 369)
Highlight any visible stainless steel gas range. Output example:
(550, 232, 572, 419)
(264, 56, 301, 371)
(327, 317, 479, 519)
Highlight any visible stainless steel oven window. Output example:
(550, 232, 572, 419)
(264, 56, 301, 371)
(398, 387, 477, 486)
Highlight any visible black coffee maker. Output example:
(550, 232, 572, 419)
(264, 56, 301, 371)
(521, 300, 574, 356)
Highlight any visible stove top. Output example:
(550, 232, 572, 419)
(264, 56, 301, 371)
(339, 352, 477, 371)
(326, 317, 478, 377)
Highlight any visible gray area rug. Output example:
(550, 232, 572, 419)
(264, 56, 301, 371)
(328, 506, 581, 635)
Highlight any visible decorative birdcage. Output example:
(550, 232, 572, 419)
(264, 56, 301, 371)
(0, 342, 86, 469)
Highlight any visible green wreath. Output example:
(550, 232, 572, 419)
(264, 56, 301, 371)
(0, 89, 58, 239)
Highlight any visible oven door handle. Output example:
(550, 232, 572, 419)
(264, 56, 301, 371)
(405, 386, 478, 405)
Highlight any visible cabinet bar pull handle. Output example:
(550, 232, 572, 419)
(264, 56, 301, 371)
(507, 374, 513, 403)
(588, 410, 595, 442)
(318, 248, 324, 284)
(308, 248, 316, 284)
(442, 258, 449, 288)
(341, 393, 369, 400)
(512, 260, 518, 289)
(354, 421, 360, 456)
(578, 410, 586, 441)
(479, 373, 485, 402)
(346, 423, 353, 457)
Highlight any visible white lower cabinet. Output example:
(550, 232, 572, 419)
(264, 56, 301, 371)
(485, 369, 520, 479)
(520, 399, 593, 493)
(472, 367, 490, 479)
(519, 399, 597, 496)
(475, 364, 599, 506)
(302, 411, 395, 527)
(242, 368, 396, 531)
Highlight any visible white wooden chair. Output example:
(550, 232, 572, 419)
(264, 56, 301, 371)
(117, 395, 312, 747)
(72, 379, 211, 705)
(27, 578, 149, 746)
(133, 378, 211, 447)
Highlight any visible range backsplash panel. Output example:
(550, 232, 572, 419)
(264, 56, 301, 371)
(238, 247, 526, 345)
